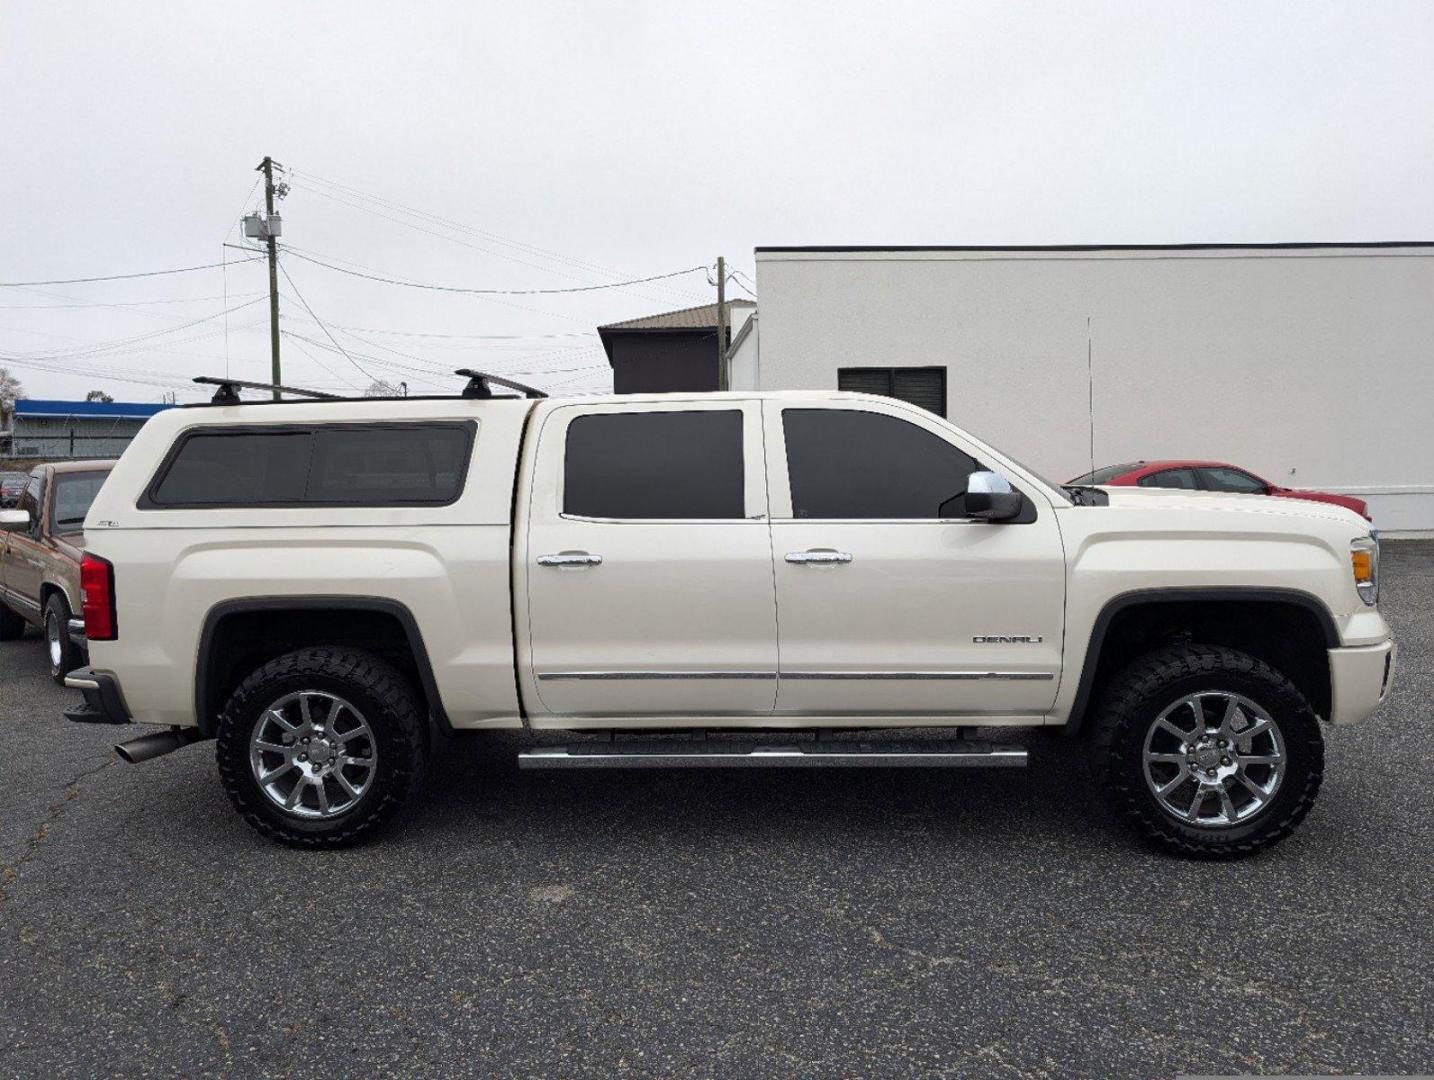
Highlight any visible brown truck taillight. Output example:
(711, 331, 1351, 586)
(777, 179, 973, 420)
(80, 553, 118, 641)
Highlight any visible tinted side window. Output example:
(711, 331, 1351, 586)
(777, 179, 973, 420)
(309, 426, 470, 504)
(564, 410, 744, 519)
(152, 432, 310, 506)
(1199, 467, 1266, 494)
(1138, 468, 1198, 490)
(146, 424, 473, 508)
(784, 409, 980, 519)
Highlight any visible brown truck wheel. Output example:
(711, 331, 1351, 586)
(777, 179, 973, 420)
(44, 594, 82, 683)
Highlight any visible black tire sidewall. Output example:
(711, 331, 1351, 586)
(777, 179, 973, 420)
(1102, 649, 1324, 854)
(215, 650, 424, 846)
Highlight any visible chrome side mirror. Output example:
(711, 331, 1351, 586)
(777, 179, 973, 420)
(965, 471, 1023, 522)
(0, 509, 30, 532)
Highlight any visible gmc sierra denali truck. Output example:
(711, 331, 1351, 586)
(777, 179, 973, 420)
(63, 373, 1395, 856)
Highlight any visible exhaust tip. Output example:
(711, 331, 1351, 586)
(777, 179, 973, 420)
(114, 728, 206, 765)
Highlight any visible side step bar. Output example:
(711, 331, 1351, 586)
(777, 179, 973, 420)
(518, 740, 1026, 770)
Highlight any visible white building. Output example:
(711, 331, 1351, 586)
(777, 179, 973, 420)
(733, 243, 1434, 535)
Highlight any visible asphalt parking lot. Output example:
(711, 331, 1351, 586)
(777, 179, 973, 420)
(1, 547, 1430, 1079)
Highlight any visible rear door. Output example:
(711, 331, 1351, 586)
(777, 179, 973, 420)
(521, 399, 778, 722)
(764, 399, 1066, 718)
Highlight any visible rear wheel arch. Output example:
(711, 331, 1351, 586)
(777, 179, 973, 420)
(38, 579, 76, 617)
(195, 596, 451, 738)
(1064, 588, 1338, 735)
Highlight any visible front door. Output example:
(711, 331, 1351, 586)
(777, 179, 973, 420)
(2, 471, 47, 612)
(522, 399, 777, 723)
(764, 400, 1066, 718)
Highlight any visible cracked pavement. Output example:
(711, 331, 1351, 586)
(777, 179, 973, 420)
(1, 545, 1431, 1077)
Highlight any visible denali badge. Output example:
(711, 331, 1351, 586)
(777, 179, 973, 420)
(973, 635, 1044, 644)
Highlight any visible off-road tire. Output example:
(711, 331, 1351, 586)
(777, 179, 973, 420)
(216, 647, 427, 848)
(0, 602, 25, 642)
(1092, 644, 1323, 859)
(44, 593, 82, 683)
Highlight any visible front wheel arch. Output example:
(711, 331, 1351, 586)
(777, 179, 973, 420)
(1064, 589, 1337, 735)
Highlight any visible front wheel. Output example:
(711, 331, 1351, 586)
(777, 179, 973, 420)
(1092, 644, 1324, 858)
(215, 647, 427, 847)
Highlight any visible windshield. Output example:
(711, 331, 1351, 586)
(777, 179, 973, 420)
(50, 472, 108, 532)
(1068, 462, 1139, 485)
(986, 449, 1072, 505)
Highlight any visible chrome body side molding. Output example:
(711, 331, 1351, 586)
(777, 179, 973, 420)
(536, 670, 1055, 682)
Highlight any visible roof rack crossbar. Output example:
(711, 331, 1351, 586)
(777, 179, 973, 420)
(454, 369, 548, 400)
(193, 376, 343, 404)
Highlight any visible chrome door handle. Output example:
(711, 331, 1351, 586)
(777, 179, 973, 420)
(537, 552, 603, 567)
(785, 550, 853, 565)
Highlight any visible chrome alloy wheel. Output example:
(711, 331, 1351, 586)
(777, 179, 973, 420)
(46, 611, 63, 668)
(1142, 691, 1287, 828)
(249, 691, 377, 820)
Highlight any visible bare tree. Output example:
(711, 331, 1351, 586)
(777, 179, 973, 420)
(364, 379, 399, 398)
(0, 367, 23, 428)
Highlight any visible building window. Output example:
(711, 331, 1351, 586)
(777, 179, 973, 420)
(837, 367, 947, 417)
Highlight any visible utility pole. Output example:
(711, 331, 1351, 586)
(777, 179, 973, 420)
(258, 157, 282, 400)
(715, 255, 727, 390)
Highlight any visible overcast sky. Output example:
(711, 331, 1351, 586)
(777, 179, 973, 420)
(2, 1, 1431, 402)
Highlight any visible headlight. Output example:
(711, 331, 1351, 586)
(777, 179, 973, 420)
(1351, 535, 1379, 606)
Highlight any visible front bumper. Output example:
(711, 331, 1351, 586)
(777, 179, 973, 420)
(1327, 638, 1396, 725)
(63, 666, 132, 726)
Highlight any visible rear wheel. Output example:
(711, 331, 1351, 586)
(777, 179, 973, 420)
(1092, 644, 1323, 858)
(215, 647, 427, 847)
(44, 594, 82, 683)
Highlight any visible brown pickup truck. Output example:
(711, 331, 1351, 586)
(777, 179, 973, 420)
(0, 460, 115, 682)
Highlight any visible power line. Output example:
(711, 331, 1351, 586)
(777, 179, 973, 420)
(284, 248, 708, 296)
(2, 297, 268, 361)
(730, 268, 758, 297)
(0, 292, 264, 310)
(282, 333, 364, 391)
(0, 256, 263, 288)
(246, 242, 593, 326)
(276, 262, 377, 382)
(291, 170, 709, 303)
(295, 183, 697, 308)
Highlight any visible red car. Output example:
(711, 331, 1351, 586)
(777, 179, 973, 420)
(1068, 460, 1370, 520)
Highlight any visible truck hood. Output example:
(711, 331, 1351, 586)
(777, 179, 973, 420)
(1097, 485, 1368, 528)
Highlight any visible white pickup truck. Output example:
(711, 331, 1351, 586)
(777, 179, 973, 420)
(64, 372, 1395, 856)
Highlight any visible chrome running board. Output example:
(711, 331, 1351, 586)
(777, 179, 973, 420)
(518, 740, 1027, 770)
